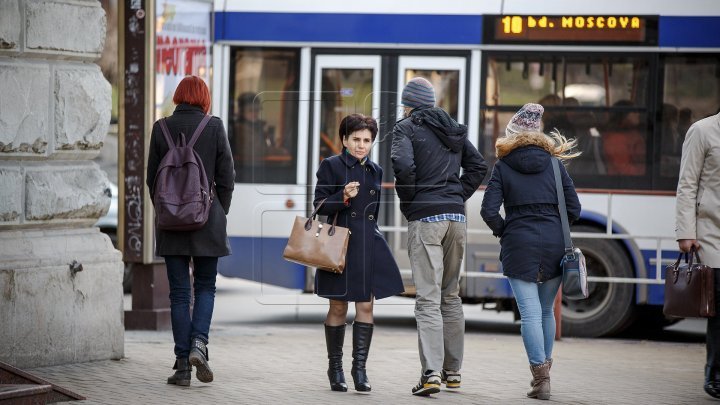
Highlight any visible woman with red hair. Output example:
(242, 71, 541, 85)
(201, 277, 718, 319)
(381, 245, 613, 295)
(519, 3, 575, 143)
(146, 76, 235, 387)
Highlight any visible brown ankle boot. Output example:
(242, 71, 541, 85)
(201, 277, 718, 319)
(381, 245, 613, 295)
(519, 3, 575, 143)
(527, 360, 551, 400)
(530, 358, 552, 386)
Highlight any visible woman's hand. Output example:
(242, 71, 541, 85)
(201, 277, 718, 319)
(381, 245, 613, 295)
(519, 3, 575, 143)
(343, 181, 360, 200)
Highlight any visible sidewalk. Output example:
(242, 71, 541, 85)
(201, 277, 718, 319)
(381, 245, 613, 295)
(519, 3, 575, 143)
(29, 324, 710, 404)
(27, 278, 710, 404)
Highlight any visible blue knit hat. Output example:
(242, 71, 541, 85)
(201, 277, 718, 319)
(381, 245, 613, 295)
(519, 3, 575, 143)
(401, 77, 436, 109)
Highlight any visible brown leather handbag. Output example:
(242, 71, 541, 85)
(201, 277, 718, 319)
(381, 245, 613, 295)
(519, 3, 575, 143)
(282, 199, 351, 274)
(663, 249, 716, 318)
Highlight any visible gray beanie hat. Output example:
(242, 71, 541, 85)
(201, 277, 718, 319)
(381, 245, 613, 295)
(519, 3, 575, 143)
(506, 103, 544, 136)
(401, 77, 436, 109)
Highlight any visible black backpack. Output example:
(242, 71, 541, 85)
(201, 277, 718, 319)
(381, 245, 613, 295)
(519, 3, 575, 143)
(152, 115, 213, 231)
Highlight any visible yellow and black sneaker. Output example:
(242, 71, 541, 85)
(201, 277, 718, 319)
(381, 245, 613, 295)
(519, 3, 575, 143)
(441, 369, 461, 389)
(412, 370, 441, 396)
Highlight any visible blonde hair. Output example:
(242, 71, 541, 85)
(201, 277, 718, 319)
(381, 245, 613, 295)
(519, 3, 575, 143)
(495, 130, 581, 161)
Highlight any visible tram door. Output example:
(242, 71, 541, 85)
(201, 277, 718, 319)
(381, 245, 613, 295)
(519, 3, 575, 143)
(390, 56, 467, 282)
(311, 55, 382, 174)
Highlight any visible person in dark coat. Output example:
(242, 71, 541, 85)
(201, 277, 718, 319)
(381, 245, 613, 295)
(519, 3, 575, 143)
(480, 103, 581, 400)
(146, 76, 235, 387)
(391, 77, 487, 397)
(314, 113, 404, 393)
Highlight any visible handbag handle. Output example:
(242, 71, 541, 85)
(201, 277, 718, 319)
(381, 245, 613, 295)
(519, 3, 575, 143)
(670, 247, 702, 284)
(672, 247, 701, 268)
(304, 198, 341, 236)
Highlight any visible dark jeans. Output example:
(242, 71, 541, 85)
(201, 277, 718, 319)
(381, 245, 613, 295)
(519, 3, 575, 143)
(709, 268, 720, 368)
(164, 255, 218, 359)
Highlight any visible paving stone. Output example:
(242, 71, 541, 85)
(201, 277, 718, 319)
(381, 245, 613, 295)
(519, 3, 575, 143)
(28, 323, 706, 404)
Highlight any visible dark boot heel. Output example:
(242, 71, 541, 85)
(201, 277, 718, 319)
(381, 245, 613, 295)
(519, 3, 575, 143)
(325, 324, 347, 392)
(189, 338, 214, 383)
(167, 358, 191, 386)
(706, 365, 720, 399)
(351, 322, 373, 392)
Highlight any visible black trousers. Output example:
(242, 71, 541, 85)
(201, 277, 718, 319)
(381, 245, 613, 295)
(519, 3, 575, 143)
(709, 268, 720, 368)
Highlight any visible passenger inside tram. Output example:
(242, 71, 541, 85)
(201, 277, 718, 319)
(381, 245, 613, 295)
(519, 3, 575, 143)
(677, 107, 693, 139)
(563, 97, 606, 175)
(537, 94, 569, 134)
(659, 103, 682, 177)
(601, 100, 647, 176)
(231, 92, 290, 182)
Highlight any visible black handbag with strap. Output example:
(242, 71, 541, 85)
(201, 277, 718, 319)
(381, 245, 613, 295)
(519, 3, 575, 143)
(663, 249, 715, 318)
(551, 158, 589, 300)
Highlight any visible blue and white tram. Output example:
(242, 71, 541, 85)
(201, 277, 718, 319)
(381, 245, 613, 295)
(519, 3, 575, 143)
(211, 0, 720, 336)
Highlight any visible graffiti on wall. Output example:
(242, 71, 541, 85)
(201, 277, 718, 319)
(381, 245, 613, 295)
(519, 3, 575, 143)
(122, 0, 146, 263)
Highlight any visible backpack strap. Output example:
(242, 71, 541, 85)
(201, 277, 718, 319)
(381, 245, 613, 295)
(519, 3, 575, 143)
(158, 118, 176, 148)
(187, 115, 212, 148)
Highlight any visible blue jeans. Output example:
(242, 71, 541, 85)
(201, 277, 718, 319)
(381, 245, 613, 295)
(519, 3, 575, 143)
(507, 276, 562, 366)
(164, 256, 218, 359)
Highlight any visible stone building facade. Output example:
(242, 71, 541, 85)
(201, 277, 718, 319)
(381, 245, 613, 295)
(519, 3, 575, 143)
(0, 0, 124, 368)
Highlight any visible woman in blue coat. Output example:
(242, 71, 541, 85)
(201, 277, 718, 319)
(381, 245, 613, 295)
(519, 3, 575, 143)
(314, 114, 404, 393)
(480, 103, 581, 401)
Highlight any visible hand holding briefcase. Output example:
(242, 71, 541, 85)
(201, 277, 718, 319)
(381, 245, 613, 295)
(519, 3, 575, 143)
(663, 248, 715, 318)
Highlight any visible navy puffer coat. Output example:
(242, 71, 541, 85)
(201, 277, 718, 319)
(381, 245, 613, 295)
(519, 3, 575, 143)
(480, 136, 581, 283)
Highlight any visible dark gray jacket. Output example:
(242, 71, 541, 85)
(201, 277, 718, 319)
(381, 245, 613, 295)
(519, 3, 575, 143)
(391, 107, 487, 221)
(146, 104, 235, 257)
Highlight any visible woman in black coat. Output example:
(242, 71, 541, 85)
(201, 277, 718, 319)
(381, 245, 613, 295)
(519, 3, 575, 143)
(146, 76, 235, 387)
(480, 103, 580, 401)
(314, 114, 404, 393)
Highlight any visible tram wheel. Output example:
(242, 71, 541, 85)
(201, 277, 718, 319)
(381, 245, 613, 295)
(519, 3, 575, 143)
(561, 225, 636, 337)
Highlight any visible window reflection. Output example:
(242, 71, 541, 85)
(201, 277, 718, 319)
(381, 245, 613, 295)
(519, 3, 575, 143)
(660, 57, 720, 180)
(482, 53, 652, 189)
(483, 53, 720, 191)
(229, 49, 299, 184)
(319, 68, 374, 162)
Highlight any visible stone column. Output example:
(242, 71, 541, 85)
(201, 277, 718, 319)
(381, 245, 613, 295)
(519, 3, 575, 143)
(0, 0, 124, 368)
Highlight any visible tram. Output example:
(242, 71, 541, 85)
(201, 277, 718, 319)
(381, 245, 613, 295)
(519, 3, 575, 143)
(209, 0, 720, 336)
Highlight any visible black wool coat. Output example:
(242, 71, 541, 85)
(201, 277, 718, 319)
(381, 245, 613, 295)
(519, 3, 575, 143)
(481, 145, 581, 283)
(146, 104, 235, 257)
(313, 152, 405, 302)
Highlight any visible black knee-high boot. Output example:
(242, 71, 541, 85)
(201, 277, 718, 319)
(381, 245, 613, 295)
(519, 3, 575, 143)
(351, 322, 374, 392)
(706, 365, 720, 399)
(325, 324, 348, 392)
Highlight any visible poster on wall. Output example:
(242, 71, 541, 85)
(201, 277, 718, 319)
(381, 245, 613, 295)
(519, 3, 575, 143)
(155, 0, 212, 120)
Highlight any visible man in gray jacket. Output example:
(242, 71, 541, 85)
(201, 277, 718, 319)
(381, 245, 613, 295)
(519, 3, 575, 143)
(676, 111, 720, 399)
(391, 77, 487, 396)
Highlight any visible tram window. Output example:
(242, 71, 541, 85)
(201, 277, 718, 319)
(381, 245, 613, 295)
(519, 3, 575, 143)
(482, 53, 653, 190)
(659, 56, 720, 182)
(228, 48, 299, 184)
(319, 69, 374, 162)
(403, 69, 460, 120)
(485, 55, 648, 108)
